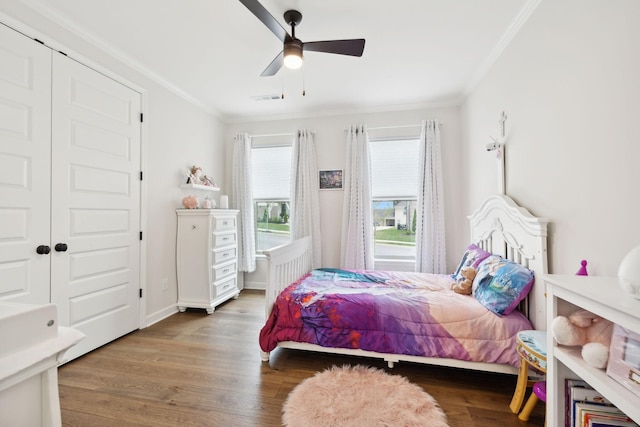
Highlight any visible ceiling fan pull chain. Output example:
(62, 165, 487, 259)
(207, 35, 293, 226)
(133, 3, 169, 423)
(281, 75, 285, 99)
(302, 64, 306, 96)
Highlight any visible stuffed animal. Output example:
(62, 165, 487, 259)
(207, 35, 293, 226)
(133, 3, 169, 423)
(551, 309, 614, 369)
(451, 267, 476, 295)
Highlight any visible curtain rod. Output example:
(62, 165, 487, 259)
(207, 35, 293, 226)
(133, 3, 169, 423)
(248, 124, 442, 138)
(344, 123, 443, 132)
(250, 132, 296, 139)
(369, 123, 443, 130)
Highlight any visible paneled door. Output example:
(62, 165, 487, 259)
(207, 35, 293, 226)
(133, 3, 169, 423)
(0, 23, 52, 304)
(50, 53, 142, 360)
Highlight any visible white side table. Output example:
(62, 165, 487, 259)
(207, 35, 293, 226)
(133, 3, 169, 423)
(0, 302, 85, 427)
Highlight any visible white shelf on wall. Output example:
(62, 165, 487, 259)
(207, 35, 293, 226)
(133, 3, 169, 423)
(180, 183, 220, 192)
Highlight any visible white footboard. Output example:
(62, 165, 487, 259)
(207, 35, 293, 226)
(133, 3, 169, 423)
(263, 236, 312, 319)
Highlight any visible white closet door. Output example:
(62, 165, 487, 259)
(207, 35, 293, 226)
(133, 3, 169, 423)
(0, 23, 52, 304)
(51, 53, 141, 360)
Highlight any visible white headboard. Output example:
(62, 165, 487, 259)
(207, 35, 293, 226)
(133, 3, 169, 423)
(468, 194, 549, 329)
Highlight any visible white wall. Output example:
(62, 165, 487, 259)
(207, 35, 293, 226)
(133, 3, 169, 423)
(461, 0, 640, 275)
(226, 106, 463, 288)
(144, 89, 225, 323)
(8, 0, 635, 316)
(0, 2, 227, 323)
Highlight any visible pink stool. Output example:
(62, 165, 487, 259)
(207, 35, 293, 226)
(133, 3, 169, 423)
(518, 381, 546, 422)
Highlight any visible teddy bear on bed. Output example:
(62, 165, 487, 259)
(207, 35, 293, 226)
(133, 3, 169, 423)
(451, 267, 476, 295)
(551, 309, 614, 369)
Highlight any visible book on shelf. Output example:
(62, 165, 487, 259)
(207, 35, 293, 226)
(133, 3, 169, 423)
(575, 402, 632, 427)
(566, 379, 606, 427)
(585, 411, 638, 427)
(564, 379, 638, 427)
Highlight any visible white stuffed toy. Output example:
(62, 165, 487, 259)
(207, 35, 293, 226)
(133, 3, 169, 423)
(551, 309, 613, 369)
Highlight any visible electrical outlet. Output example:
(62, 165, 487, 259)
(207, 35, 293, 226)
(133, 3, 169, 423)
(162, 278, 169, 290)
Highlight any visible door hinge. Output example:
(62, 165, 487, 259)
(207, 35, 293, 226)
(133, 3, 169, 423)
(58, 51, 68, 56)
(139, 231, 143, 241)
(139, 289, 143, 298)
(140, 113, 143, 122)
(140, 171, 143, 181)
(34, 38, 45, 45)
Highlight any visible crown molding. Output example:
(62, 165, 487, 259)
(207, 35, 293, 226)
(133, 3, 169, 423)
(462, 0, 542, 98)
(18, 0, 220, 118)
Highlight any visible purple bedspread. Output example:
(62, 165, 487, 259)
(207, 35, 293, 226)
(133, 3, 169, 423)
(259, 268, 533, 367)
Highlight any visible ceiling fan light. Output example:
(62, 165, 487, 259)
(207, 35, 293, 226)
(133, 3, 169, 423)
(283, 43, 303, 69)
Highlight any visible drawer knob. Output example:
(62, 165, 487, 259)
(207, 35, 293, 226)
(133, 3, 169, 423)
(223, 253, 228, 257)
(223, 221, 228, 225)
(223, 269, 229, 273)
(223, 237, 229, 241)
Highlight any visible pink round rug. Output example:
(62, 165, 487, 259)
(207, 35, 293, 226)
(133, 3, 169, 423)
(282, 365, 449, 427)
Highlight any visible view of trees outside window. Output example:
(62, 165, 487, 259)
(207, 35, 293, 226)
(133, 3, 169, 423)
(251, 145, 292, 252)
(370, 138, 420, 260)
(255, 200, 290, 251)
(372, 199, 417, 258)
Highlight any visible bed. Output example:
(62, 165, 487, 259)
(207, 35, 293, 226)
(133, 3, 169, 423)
(259, 194, 548, 374)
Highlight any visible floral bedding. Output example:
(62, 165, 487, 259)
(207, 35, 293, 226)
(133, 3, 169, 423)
(259, 268, 533, 367)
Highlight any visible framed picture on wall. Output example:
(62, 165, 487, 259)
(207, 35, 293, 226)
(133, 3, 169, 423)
(319, 169, 343, 190)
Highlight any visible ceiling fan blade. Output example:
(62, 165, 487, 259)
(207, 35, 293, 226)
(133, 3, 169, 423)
(238, 0, 289, 43)
(260, 51, 284, 77)
(303, 39, 366, 57)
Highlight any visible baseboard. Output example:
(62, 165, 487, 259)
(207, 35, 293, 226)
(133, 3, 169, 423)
(145, 304, 178, 327)
(243, 281, 266, 290)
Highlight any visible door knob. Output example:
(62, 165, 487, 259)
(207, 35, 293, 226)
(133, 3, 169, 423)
(55, 243, 68, 252)
(36, 245, 51, 254)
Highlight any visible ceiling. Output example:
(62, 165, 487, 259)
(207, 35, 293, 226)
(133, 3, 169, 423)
(20, 0, 533, 122)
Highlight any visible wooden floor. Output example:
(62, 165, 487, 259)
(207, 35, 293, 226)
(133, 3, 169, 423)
(58, 290, 545, 427)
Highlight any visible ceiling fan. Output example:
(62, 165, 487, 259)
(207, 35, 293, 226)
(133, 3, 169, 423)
(238, 0, 366, 76)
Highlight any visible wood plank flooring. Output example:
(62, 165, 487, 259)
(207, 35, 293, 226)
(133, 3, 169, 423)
(58, 290, 545, 426)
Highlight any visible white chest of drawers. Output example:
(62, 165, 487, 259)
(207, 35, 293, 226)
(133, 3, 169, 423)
(176, 209, 240, 314)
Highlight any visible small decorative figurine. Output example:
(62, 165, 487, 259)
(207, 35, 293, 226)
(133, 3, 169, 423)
(576, 260, 588, 276)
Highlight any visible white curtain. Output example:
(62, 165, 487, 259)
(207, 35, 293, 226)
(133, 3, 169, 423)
(340, 125, 374, 269)
(232, 133, 256, 272)
(290, 129, 322, 268)
(415, 120, 446, 273)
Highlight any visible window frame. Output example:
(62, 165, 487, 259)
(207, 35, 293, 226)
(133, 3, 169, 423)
(250, 142, 293, 254)
(369, 137, 420, 263)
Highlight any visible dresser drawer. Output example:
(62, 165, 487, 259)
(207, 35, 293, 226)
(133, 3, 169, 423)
(213, 246, 236, 265)
(212, 277, 237, 299)
(212, 230, 236, 248)
(212, 215, 236, 231)
(212, 261, 236, 282)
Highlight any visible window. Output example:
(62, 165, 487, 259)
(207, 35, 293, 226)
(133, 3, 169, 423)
(370, 138, 420, 260)
(251, 145, 292, 252)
